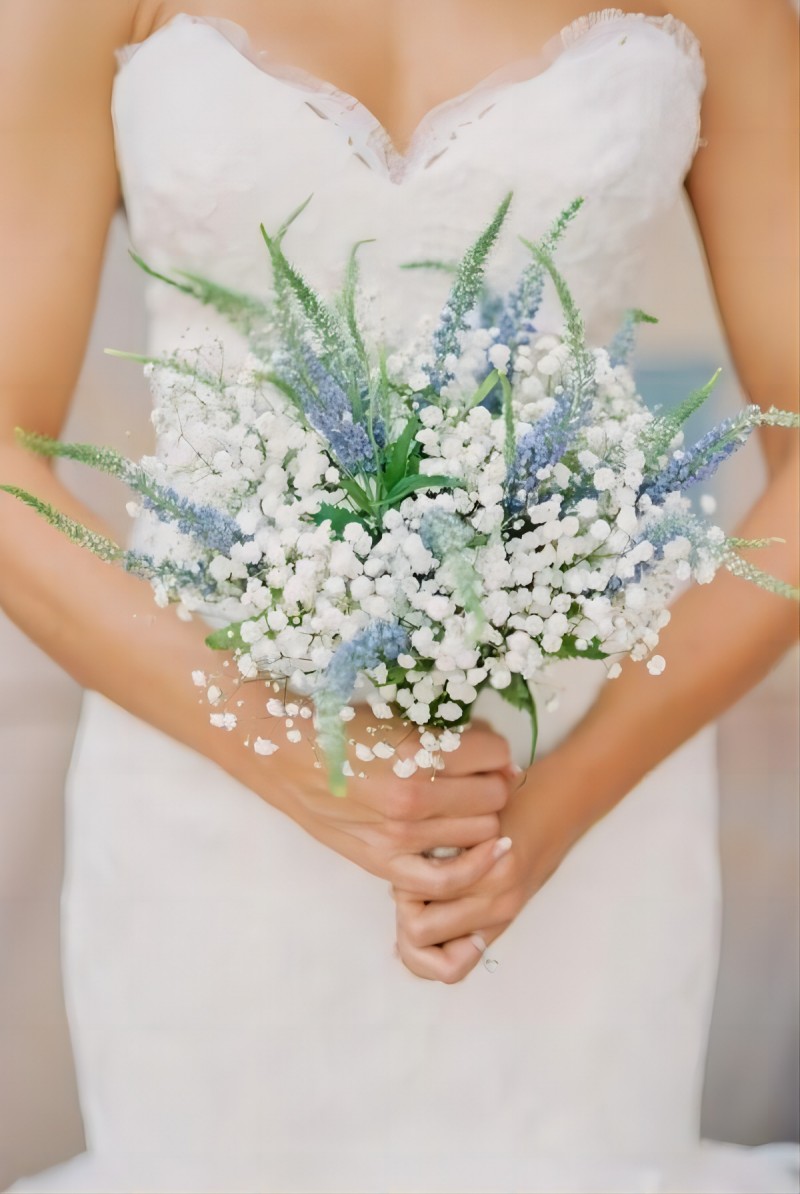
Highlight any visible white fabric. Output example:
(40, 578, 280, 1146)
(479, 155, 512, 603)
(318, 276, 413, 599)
(7, 10, 799, 1193)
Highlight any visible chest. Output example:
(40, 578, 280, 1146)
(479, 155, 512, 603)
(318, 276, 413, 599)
(141, 0, 668, 152)
(112, 8, 704, 346)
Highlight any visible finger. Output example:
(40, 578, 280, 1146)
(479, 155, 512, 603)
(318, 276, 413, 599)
(438, 725, 513, 776)
(372, 771, 511, 822)
(388, 835, 512, 899)
(395, 927, 484, 984)
(502, 762, 529, 795)
(379, 813, 500, 854)
(399, 893, 510, 949)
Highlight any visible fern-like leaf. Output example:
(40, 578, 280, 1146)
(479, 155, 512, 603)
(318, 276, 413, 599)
(643, 369, 722, 465)
(0, 486, 124, 562)
(607, 308, 659, 367)
(129, 254, 272, 341)
(723, 550, 800, 601)
(430, 191, 513, 379)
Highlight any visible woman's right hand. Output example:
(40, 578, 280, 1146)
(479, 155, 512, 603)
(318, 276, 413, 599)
(223, 690, 518, 900)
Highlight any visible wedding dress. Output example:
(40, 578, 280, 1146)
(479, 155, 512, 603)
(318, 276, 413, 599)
(7, 10, 800, 1193)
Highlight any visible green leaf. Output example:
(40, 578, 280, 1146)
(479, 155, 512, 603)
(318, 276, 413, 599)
(15, 429, 137, 483)
(313, 504, 370, 538)
(381, 473, 465, 506)
(497, 673, 538, 764)
(383, 416, 421, 492)
(644, 368, 723, 465)
(340, 239, 375, 376)
(398, 259, 459, 272)
(465, 368, 500, 411)
(260, 220, 354, 372)
(622, 308, 658, 327)
(338, 475, 372, 511)
(606, 307, 659, 366)
(105, 347, 229, 393)
(500, 373, 515, 468)
(256, 371, 309, 419)
(273, 194, 315, 244)
(519, 234, 593, 396)
(312, 696, 349, 797)
(205, 622, 249, 651)
(554, 634, 608, 661)
(0, 486, 124, 563)
(723, 550, 800, 602)
(104, 348, 159, 365)
(128, 254, 272, 339)
(433, 191, 513, 367)
(508, 198, 585, 344)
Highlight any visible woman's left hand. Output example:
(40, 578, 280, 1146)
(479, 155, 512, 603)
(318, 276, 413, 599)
(392, 751, 586, 983)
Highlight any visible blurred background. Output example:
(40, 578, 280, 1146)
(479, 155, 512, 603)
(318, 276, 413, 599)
(1, 128, 799, 1194)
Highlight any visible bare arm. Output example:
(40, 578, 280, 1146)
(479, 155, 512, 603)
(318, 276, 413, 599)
(0, 1, 243, 764)
(558, 0, 799, 829)
(0, 0, 513, 894)
(395, 0, 800, 981)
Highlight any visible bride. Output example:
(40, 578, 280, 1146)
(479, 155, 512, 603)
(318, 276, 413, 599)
(1, 1, 798, 1191)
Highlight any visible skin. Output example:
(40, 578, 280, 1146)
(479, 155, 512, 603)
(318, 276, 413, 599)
(0, 1, 797, 987)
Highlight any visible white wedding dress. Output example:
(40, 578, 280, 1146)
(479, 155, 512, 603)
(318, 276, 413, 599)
(8, 10, 800, 1193)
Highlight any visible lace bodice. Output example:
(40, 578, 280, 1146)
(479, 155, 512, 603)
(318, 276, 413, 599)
(111, 8, 706, 355)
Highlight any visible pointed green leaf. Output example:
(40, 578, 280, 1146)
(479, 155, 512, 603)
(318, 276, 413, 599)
(554, 634, 607, 661)
(399, 259, 459, 272)
(205, 622, 249, 651)
(15, 429, 136, 483)
(340, 239, 375, 377)
(338, 475, 372, 510)
(313, 504, 371, 538)
(384, 416, 421, 492)
(465, 368, 501, 411)
(497, 673, 538, 764)
(500, 373, 515, 468)
(0, 486, 124, 562)
(382, 473, 465, 506)
(644, 368, 723, 464)
(433, 191, 513, 366)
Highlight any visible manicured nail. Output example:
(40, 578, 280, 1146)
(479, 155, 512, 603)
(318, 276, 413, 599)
(469, 933, 488, 954)
(510, 763, 524, 776)
(492, 836, 513, 859)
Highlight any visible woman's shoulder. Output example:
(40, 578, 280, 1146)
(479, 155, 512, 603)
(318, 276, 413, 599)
(660, 0, 797, 64)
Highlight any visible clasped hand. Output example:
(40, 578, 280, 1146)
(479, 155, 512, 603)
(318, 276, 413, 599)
(237, 697, 562, 984)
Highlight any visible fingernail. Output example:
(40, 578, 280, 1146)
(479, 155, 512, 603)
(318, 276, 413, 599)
(469, 933, 488, 954)
(510, 763, 524, 776)
(492, 836, 513, 859)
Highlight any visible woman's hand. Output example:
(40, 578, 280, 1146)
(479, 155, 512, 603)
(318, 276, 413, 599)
(223, 684, 519, 899)
(392, 748, 586, 982)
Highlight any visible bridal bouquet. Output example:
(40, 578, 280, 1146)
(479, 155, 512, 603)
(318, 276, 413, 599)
(5, 193, 797, 791)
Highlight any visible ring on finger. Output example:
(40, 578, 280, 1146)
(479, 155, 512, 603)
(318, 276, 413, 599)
(421, 845, 464, 859)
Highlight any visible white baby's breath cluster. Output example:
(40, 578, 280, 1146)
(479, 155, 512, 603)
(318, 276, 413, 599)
(18, 193, 791, 793)
(131, 315, 725, 787)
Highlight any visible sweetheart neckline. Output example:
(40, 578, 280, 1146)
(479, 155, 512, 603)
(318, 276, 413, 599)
(114, 8, 705, 185)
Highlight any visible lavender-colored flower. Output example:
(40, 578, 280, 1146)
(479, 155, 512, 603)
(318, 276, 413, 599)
(284, 346, 376, 473)
(141, 486, 243, 555)
(495, 269, 545, 350)
(319, 620, 410, 706)
(506, 386, 587, 509)
(640, 413, 755, 504)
